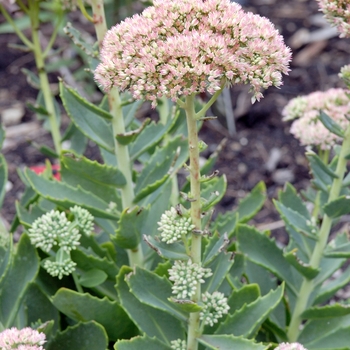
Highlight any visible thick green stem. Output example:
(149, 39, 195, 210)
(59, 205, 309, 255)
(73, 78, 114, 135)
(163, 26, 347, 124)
(185, 95, 202, 350)
(91, 0, 143, 267)
(287, 125, 350, 342)
(29, 0, 61, 155)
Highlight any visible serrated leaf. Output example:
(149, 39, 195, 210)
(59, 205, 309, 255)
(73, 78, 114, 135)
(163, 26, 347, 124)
(127, 266, 187, 321)
(323, 195, 350, 218)
(278, 182, 311, 220)
(25, 168, 117, 219)
(203, 253, 234, 294)
(114, 206, 149, 249)
(319, 110, 345, 138)
(201, 175, 227, 211)
(143, 235, 189, 260)
(236, 225, 297, 294)
(16, 202, 46, 227)
(61, 151, 126, 187)
(216, 284, 284, 337)
(284, 250, 319, 279)
(211, 212, 238, 238)
(198, 334, 268, 350)
(134, 136, 188, 203)
(64, 22, 98, 58)
(60, 82, 115, 151)
(274, 200, 317, 239)
(304, 325, 350, 349)
(78, 269, 108, 288)
(129, 114, 178, 160)
(302, 303, 350, 319)
(46, 321, 108, 350)
(52, 288, 131, 341)
(0, 155, 8, 209)
(227, 284, 261, 313)
(315, 264, 350, 304)
(114, 335, 171, 350)
(236, 181, 266, 223)
(203, 232, 230, 265)
(0, 233, 39, 328)
(116, 266, 185, 344)
(116, 118, 151, 145)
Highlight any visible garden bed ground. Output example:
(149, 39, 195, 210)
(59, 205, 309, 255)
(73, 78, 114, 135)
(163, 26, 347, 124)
(1, 0, 350, 243)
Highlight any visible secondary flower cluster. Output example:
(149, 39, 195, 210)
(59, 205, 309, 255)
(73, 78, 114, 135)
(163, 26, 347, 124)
(28, 206, 94, 279)
(0, 327, 46, 350)
(275, 343, 308, 350)
(317, 0, 350, 37)
(200, 291, 230, 326)
(169, 259, 212, 299)
(95, 0, 291, 106)
(158, 206, 195, 244)
(282, 88, 350, 149)
(170, 339, 186, 350)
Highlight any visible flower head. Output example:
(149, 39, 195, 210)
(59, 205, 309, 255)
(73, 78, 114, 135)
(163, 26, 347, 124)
(170, 339, 186, 350)
(43, 249, 77, 280)
(0, 327, 46, 350)
(28, 209, 81, 253)
(70, 205, 94, 235)
(275, 343, 308, 350)
(169, 259, 212, 299)
(200, 291, 230, 327)
(317, 0, 350, 38)
(95, 0, 291, 107)
(282, 88, 350, 150)
(158, 207, 195, 244)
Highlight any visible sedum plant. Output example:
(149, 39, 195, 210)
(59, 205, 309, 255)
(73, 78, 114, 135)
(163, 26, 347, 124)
(1, 0, 350, 349)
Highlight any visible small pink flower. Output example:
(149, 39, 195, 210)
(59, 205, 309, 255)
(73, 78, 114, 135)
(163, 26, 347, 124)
(0, 327, 46, 350)
(95, 0, 291, 107)
(317, 0, 350, 37)
(275, 343, 308, 350)
(282, 88, 350, 150)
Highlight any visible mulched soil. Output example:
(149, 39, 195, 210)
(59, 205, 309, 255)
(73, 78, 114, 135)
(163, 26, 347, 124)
(1, 0, 350, 239)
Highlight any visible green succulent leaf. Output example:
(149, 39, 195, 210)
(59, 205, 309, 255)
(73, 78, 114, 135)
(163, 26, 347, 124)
(215, 284, 284, 338)
(200, 175, 227, 212)
(114, 206, 149, 249)
(46, 321, 108, 350)
(60, 82, 114, 151)
(78, 269, 108, 288)
(203, 232, 230, 265)
(52, 288, 131, 341)
(319, 110, 345, 138)
(235, 181, 266, 223)
(25, 168, 117, 220)
(211, 212, 238, 238)
(323, 195, 350, 218)
(0, 233, 39, 328)
(198, 334, 268, 350)
(227, 284, 261, 314)
(284, 250, 320, 279)
(126, 266, 187, 321)
(116, 118, 151, 145)
(143, 235, 189, 260)
(274, 200, 317, 239)
(302, 303, 350, 319)
(236, 225, 297, 294)
(114, 335, 171, 350)
(116, 266, 185, 344)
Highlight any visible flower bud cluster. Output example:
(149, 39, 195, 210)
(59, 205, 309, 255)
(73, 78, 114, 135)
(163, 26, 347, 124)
(70, 205, 94, 235)
(43, 256, 77, 280)
(0, 327, 46, 350)
(169, 259, 212, 299)
(317, 0, 350, 38)
(28, 209, 81, 253)
(95, 0, 291, 107)
(275, 343, 308, 350)
(158, 207, 195, 244)
(339, 64, 350, 88)
(170, 339, 186, 350)
(200, 291, 230, 327)
(282, 88, 350, 150)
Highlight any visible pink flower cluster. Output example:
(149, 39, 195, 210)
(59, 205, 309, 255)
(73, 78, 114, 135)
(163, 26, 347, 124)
(0, 327, 46, 350)
(317, 0, 350, 37)
(282, 88, 350, 150)
(275, 343, 308, 350)
(95, 0, 291, 107)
